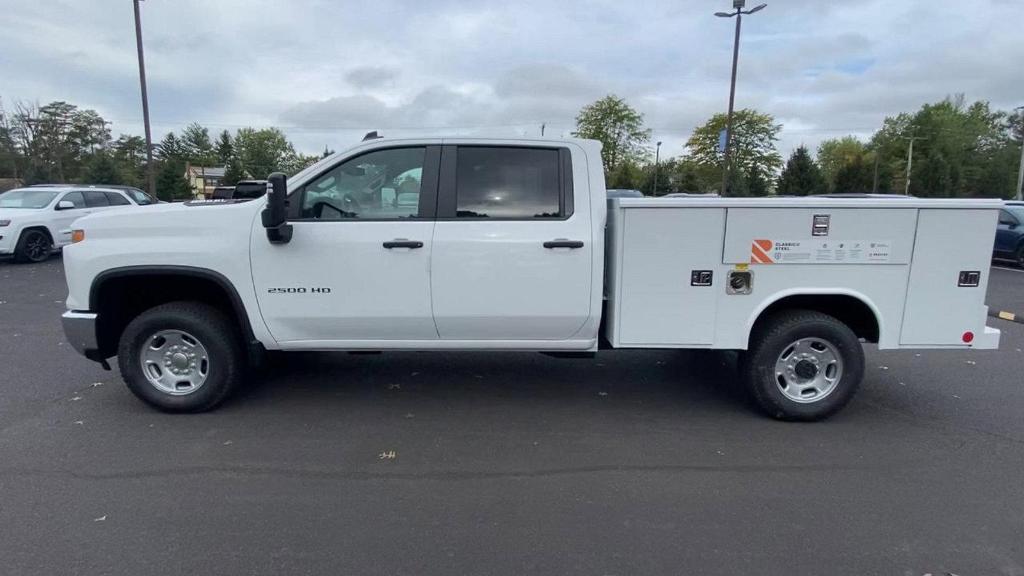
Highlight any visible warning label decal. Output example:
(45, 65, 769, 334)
(750, 239, 892, 264)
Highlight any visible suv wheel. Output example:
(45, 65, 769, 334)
(118, 302, 244, 412)
(14, 229, 52, 263)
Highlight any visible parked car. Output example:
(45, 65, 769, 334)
(606, 189, 644, 199)
(32, 183, 159, 206)
(994, 201, 1024, 267)
(0, 186, 145, 262)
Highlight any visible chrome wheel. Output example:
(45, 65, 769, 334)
(139, 330, 210, 395)
(774, 337, 843, 404)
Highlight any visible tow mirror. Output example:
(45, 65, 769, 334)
(261, 172, 293, 244)
(56, 200, 76, 211)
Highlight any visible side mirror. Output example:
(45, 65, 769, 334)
(56, 200, 76, 211)
(261, 172, 293, 244)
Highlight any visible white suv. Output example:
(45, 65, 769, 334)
(0, 185, 150, 263)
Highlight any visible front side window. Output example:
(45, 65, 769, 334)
(60, 192, 86, 209)
(106, 192, 131, 206)
(301, 147, 426, 220)
(127, 189, 156, 205)
(455, 147, 561, 219)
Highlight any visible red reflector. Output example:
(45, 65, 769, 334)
(962, 331, 975, 344)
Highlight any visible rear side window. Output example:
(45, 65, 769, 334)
(455, 147, 563, 219)
(105, 192, 131, 206)
(60, 192, 86, 209)
(83, 191, 110, 207)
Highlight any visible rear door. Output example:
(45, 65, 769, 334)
(430, 144, 593, 340)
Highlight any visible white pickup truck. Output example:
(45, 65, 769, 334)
(61, 136, 1001, 420)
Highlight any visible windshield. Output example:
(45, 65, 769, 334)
(0, 189, 60, 209)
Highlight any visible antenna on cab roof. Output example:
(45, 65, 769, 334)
(362, 131, 382, 142)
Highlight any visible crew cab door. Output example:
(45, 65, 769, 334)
(430, 144, 593, 340)
(250, 145, 441, 344)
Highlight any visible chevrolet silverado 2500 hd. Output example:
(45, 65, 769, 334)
(60, 137, 1001, 420)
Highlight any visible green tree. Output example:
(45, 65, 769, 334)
(607, 160, 643, 190)
(221, 157, 246, 186)
(776, 146, 826, 196)
(233, 127, 300, 179)
(816, 136, 868, 191)
(9, 100, 110, 183)
(832, 154, 875, 193)
(84, 152, 122, 185)
(155, 159, 192, 201)
(573, 95, 651, 173)
(215, 130, 234, 165)
(685, 109, 782, 194)
(181, 122, 217, 166)
(157, 132, 186, 160)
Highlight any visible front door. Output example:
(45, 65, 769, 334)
(250, 145, 441, 344)
(430, 144, 593, 341)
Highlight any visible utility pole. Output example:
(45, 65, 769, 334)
(652, 141, 663, 195)
(133, 0, 156, 196)
(715, 1, 767, 196)
(871, 153, 880, 193)
(1015, 106, 1024, 201)
(902, 135, 926, 196)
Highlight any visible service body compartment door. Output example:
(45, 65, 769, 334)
(900, 209, 997, 346)
(617, 208, 725, 345)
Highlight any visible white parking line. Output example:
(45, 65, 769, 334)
(993, 266, 1024, 273)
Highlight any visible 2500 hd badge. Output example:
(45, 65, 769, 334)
(267, 287, 333, 294)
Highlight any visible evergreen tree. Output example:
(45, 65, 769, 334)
(216, 130, 234, 165)
(776, 146, 826, 196)
(222, 158, 246, 186)
(84, 152, 122, 184)
(181, 122, 216, 166)
(155, 159, 192, 200)
(157, 132, 186, 160)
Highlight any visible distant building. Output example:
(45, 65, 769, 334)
(184, 164, 226, 198)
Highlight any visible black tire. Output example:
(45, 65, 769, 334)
(1016, 244, 1024, 269)
(117, 302, 244, 412)
(739, 310, 864, 421)
(14, 228, 52, 263)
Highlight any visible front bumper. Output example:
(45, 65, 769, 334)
(61, 311, 102, 361)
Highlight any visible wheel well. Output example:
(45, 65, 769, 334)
(19, 226, 54, 243)
(752, 294, 880, 345)
(91, 270, 254, 358)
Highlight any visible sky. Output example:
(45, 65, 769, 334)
(2, 0, 1022, 160)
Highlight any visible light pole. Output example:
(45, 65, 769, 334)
(652, 141, 663, 195)
(133, 0, 155, 197)
(902, 134, 926, 196)
(1015, 106, 1024, 201)
(715, 1, 767, 196)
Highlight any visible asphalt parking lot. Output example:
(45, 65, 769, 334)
(1, 258, 1023, 576)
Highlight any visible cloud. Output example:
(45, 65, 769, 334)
(1, 0, 1022, 159)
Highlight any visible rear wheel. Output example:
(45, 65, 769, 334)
(739, 310, 864, 421)
(117, 302, 244, 412)
(14, 229, 52, 263)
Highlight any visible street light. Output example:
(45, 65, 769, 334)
(716, 0, 768, 196)
(652, 141, 663, 195)
(133, 0, 155, 197)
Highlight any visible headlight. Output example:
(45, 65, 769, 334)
(0, 219, 10, 227)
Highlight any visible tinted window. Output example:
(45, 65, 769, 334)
(105, 192, 131, 206)
(83, 191, 110, 207)
(301, 147, 426, 220)
(61, 192, 86, 209)
(128, 189, 156, 205)
(455, 147, 561, 218)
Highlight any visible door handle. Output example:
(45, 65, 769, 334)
(543, 239, 584, 249)
(383, 239, 424, 249)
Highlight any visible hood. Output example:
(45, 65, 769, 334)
(0, 207, 40, 223)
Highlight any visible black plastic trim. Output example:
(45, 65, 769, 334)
(89, 265, 258, 345)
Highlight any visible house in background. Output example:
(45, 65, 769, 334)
(184, 164, 225, 198)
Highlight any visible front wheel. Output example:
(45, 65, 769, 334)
(14, 229, 52, 263)
(118, 302, 244, 412)
(739, 310, 864, 421)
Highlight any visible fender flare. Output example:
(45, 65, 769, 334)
(743, 288, 885, 347)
